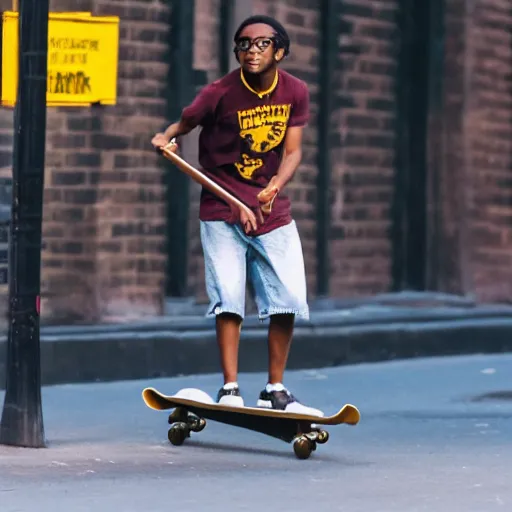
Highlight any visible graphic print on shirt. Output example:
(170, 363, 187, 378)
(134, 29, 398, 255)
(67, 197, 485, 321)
(235, 104, 291, 179)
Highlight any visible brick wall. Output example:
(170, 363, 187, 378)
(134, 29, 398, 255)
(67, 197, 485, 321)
(329, 0, 398, 296)
(432, 0, 512, 303)
(466, 0, 512, 302)
(48, 0, 170, 323)
(1, 0, 171, 323)
(3, 0, 512, 325)
(429, 0, 468, 294)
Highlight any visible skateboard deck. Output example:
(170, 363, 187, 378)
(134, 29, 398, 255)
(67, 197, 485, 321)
(142, 387, 360, 459)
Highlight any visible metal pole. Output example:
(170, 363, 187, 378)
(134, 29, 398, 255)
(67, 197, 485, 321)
(219, 0, 233, 76)
(316, 0, 337, 297)
(0, 0, 50, 448)
(165, 0, 195, 298)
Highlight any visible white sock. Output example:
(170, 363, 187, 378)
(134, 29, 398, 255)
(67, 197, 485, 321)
(266, 382, 285, 393)
(223, 382, 238, 390)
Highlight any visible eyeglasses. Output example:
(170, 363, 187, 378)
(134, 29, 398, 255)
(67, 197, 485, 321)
(234, 36, 275, 53)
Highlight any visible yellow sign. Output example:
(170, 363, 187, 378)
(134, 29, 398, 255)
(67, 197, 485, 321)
(1, 11, 119, 107)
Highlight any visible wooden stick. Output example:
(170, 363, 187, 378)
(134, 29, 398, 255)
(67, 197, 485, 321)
(160, 141, 257, 224)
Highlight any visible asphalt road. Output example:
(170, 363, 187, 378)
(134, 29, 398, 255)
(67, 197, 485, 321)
(1, 353, 511, 511)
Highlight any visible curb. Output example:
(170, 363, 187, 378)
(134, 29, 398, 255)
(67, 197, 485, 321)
(2, 313, 512, 389)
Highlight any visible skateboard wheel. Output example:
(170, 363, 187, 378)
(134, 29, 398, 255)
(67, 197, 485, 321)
(293, 436, 313, 460)
(317, 430, 329, 444)
(168, 423, 188, 446)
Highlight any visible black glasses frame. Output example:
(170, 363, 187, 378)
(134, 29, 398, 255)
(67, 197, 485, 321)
(234, 36, 276, 53)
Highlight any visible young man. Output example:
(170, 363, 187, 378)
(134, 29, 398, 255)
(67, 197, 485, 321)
(152, 15, 322, 416)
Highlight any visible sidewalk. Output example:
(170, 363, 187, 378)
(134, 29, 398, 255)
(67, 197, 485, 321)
(1, 291, 512, 389)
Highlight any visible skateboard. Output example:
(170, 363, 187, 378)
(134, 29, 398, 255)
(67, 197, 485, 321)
(142, 387, 361, 460)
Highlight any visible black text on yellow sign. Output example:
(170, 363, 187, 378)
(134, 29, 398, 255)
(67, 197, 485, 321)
(1, 11, 119, 107)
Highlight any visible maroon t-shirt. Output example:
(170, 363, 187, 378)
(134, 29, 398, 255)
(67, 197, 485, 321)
(181, 68, 310, 235)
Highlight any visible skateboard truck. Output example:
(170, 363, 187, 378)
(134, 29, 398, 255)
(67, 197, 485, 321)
(166, 407, 329, 459)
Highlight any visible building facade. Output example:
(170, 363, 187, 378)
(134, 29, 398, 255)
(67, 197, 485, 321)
(0, 0, 511, 324)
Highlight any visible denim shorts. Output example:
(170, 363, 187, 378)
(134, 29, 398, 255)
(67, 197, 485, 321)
(200, 220, 309, 321)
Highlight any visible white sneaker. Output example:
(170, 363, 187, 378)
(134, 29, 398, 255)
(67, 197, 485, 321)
(257, 387, 324, 417)
(216, 385, 244, 407)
